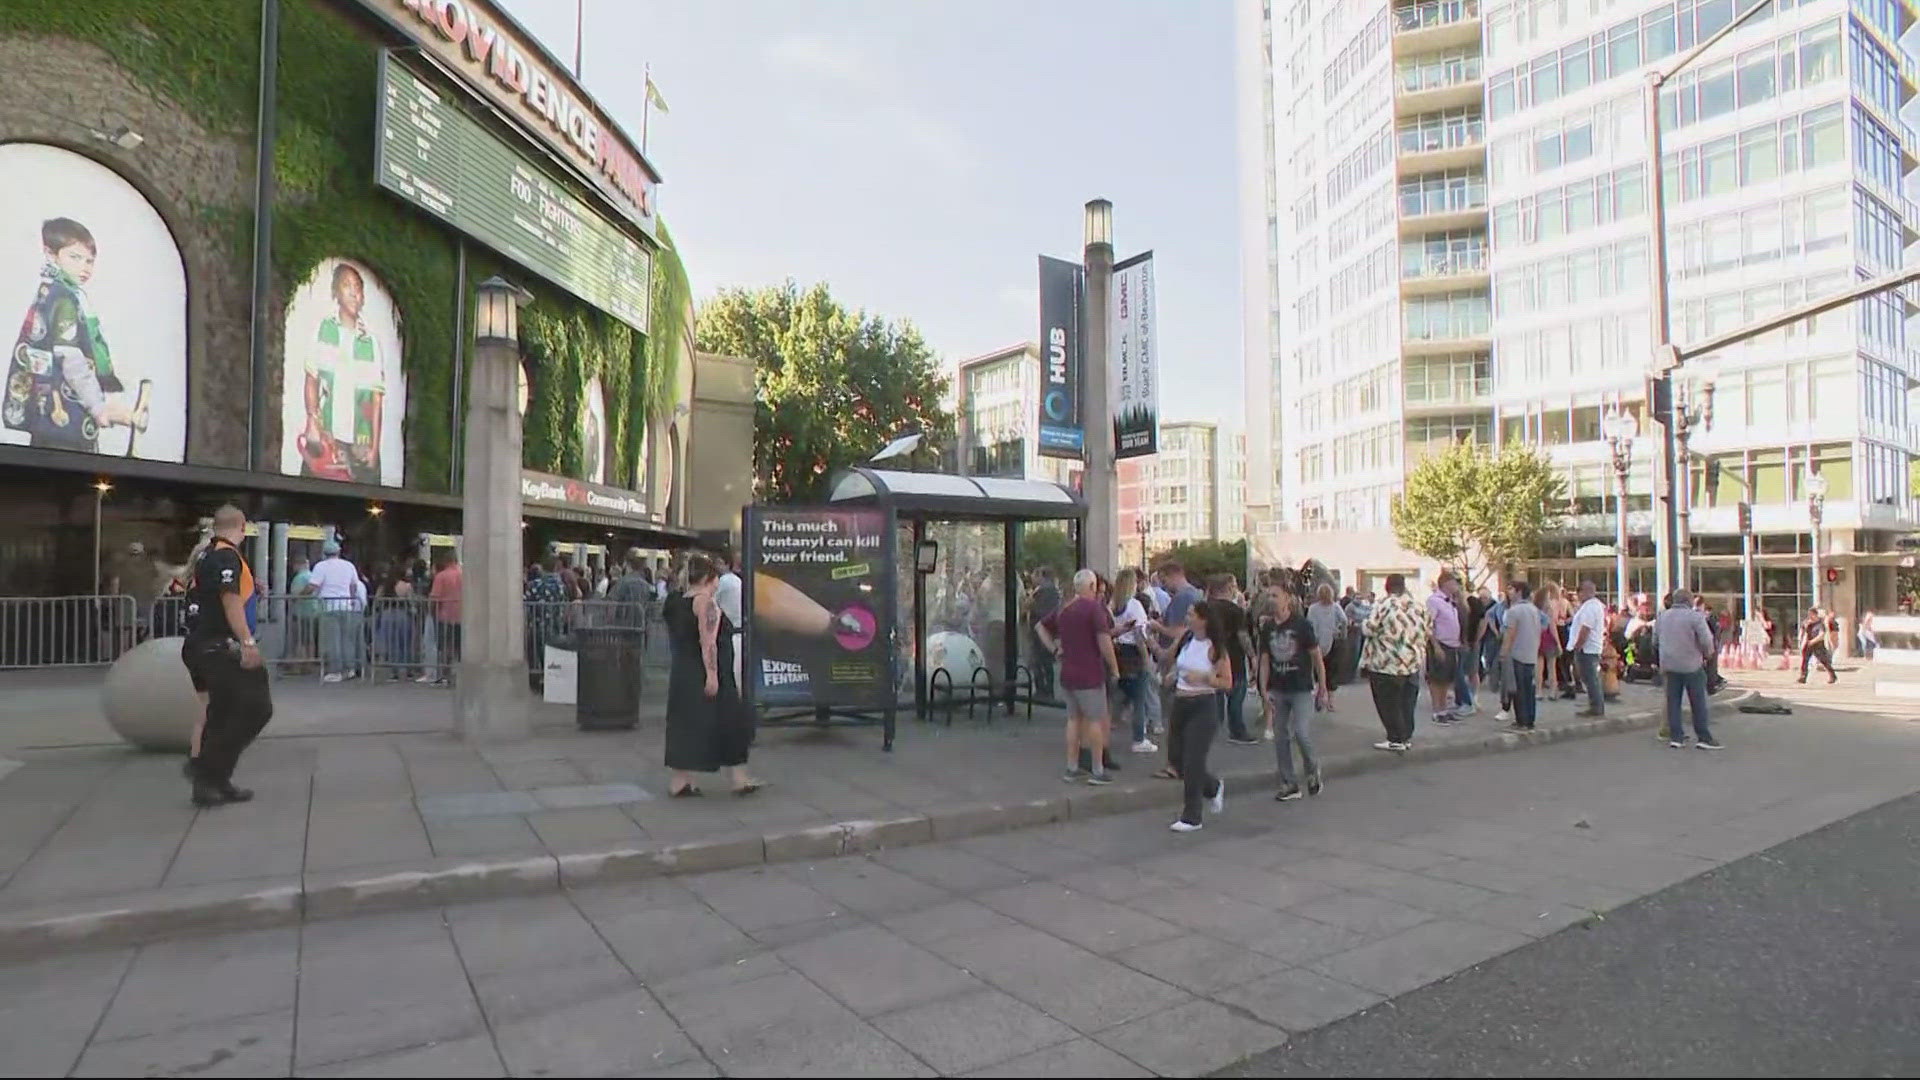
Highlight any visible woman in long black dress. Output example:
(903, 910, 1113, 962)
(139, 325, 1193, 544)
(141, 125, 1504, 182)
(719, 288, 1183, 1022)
(664, 555, 760, 797)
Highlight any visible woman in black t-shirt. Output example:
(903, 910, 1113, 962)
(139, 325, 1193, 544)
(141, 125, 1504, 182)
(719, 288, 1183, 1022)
(1254, 588, 1326, 800)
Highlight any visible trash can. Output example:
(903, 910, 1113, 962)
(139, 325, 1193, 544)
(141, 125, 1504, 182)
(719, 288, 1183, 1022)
(575, 626, 645, 730)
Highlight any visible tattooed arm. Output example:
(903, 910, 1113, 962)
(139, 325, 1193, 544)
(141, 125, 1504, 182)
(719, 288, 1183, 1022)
(697, 593, 720, 697)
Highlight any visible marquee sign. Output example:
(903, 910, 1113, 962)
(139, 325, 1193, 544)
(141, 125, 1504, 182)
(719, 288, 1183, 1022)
(356, 0, 659, 237)
(521, 469, 650, 521)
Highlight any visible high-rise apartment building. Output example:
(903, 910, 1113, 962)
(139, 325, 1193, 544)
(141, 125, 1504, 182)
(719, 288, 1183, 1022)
(950, 343, 1078, 485)
(1118, 421, 1249, 564)
(1242, 0, 1918, 631)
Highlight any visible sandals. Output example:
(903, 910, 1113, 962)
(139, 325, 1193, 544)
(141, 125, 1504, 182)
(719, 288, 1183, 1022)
(732, 782, 764, 797)
(1151, 767, 1180, 780)
(670, 785, 704, 798)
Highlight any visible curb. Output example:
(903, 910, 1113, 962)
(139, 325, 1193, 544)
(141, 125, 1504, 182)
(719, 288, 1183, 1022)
(0, 689, 1756, 959)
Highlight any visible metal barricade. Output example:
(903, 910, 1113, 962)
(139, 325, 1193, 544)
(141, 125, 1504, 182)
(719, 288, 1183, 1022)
(0, 595, 139, 668)
(524, 599, 651, 688)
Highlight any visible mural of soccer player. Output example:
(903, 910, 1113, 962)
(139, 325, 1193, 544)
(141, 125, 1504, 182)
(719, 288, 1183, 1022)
(280, 258, 406, 487)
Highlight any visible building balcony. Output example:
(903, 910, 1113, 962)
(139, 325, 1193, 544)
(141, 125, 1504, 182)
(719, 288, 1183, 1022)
(1393, 0, 1483, 55)
(1395, 120, 1484, 173)
(1395, 52, 1483, 114)
(1397, 184, 1487, 235)
(1399, 244, 1489, 294)
(1402, 379, 1492, 413)
(1400, 321, 1492, 355)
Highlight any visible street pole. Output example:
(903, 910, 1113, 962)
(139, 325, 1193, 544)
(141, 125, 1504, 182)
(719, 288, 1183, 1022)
(1741, 525, 1755, 624)
(1614, 469, 1629, 603)
(1082, 199, 1117, 577)
(458, 276, 533, 742)
(1807, 475, 1828, 616)
(92, 481, 109, 596)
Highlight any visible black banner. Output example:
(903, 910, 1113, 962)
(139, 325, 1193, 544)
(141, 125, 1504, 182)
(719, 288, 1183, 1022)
(743, 506, 897, 709)
(1036, 255, 1085, 459)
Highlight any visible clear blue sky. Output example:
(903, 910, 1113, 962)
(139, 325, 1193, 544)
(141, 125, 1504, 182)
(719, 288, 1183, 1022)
(498, 0, 1241, 427)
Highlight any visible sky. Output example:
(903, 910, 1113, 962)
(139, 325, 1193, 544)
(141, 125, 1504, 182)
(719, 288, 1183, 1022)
(497, 0, 1243, 428)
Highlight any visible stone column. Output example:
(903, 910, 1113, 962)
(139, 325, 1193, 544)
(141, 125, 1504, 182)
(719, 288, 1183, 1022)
(457, 277, 532, 741)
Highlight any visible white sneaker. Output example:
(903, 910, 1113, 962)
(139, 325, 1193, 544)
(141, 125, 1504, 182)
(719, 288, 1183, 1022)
(322, 673, 343, 684)
(1131, 739, 1159, 754)
(1210, 779, 1226, 814)
(414, 674, 436, 684)
(1494, 709, 1513, 723)
(1389, 741, 1410, 752)
(1264, 727, 1276, 741)
(1373, 740, 1397, 751)
(1169, 820, 1203, 833)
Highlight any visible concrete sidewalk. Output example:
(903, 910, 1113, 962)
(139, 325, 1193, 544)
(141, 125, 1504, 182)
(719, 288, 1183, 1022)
(0, 672, 1687, 955)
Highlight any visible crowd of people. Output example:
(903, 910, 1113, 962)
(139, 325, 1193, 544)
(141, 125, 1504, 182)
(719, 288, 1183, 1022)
(1016, 559, 1865, 834)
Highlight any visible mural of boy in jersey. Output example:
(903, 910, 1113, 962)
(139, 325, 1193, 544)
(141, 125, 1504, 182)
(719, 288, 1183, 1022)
(281, 257, 405, 487)
(5, 218, 149, 452)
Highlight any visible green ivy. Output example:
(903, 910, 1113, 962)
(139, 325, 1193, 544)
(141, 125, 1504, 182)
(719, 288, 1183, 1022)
(3, 0, 693, 495)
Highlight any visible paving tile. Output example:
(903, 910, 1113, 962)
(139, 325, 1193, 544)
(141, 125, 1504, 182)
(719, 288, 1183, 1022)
(294, 917, 484, 1068)
(955, 833, 1094, 876)
(648, 953, 790, 1003)
(1239, 912, 1372, 964)
(1286, 891, 1436, 935)
(302, 803, 433, 873)
(525, 806, 649, 852)
(1456, 892, 1599, 939)
(1051, 863, 1185, 903)
(1520, 873, 1644, 913)
(779, 925, 980, 1017)
(1210, 967, 1385, 1033)
(975, 881, 1183, 954)
(779, 858, 952, 917)
(961, 1036, 1152, 1077)
(95, 927, 298, 1040)
(1092, 998, 1284, 1077)
(566, 876, 703, 917)
(701, 1012, 935, 1077)
(873, 846, 1033, 893)
(584, 902, 759, 981)
(1312, 837, 1455, 872)
(1418, 855, 1553, 894)
(880, 899, 1019, 946)
(422, 814, 547, 858)
(72, 1007, 293, 1078)
(444, 894, 613, 976)
(872, 987, 1077, 1074)
(682, 866, 841, 932)
(492, 986, 704, 1077)
(1309, 918, 1531, 997)
(1112, 933, 1291, 994)
(923, 924, 1191, 1034)
(0, 950, 133, 1077)
(744, 910, 871, 949)
(661, 967, 857, 1052)
(471, 954, 639, 1025)
(1120, 885, 1285, 946)
(303, 1032, 506, 1077)
(1176, 862, 1344, 911)
(1346, 867, 1504, 916)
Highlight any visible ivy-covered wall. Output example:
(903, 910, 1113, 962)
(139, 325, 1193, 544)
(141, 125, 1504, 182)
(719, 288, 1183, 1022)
(0, 0, 689, 495)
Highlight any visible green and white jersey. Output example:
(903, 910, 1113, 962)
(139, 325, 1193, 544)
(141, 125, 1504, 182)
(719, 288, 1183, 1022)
(308, 314, 383, 445)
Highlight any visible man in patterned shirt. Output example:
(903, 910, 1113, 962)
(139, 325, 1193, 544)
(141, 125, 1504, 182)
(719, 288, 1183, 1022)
(1360, 573, 1433, 752)
(300, 262, 386, 484)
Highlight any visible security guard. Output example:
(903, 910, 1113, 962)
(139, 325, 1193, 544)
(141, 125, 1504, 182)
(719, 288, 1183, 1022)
(181, 504, 272, 807)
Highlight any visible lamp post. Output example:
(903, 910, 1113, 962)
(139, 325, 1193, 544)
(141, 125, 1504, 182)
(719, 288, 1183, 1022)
(91, 480, 113, 595)
(1645, 0, 1775, 603)
(1082, 198, 1116, 577)
(1602, 411, 1637, 604)
(457, 275, 534, 742)
(1807, 471, 1828, 616)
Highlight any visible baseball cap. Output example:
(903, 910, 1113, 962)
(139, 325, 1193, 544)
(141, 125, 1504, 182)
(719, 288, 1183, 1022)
(322, 539, 342, 556)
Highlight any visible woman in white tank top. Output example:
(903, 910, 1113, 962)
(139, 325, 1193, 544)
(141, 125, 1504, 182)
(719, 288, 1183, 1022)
(1166, 601, 1230, 832)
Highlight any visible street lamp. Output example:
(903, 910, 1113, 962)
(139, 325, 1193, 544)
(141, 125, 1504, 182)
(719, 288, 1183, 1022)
(1602, 410, 1637, 604)
(91, 479, 113, 596)
(1807, 470, 1829, 614)
(458, 275, 534, 742)
(1081, 199, 1116, 576)
(1645, 0, 1774, 602)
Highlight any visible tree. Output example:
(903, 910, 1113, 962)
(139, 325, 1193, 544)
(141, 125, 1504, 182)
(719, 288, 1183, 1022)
(695, 281, 955, 503)
(1149, 539, 1249, 585)
(1016, 525, 1075, 587)
(1392, 441, 1566, 588)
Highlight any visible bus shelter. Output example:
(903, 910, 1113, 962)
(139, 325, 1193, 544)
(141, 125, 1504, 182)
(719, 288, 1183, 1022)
(826, 467, 1088, 731)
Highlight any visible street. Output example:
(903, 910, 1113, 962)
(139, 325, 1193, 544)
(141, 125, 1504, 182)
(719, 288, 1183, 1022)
(1217, 790, 1920, 1078)
(0, 698, 1913, 1077)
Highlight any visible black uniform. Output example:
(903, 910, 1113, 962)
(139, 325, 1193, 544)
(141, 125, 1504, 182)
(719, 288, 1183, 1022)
(182, 538, 272, 792)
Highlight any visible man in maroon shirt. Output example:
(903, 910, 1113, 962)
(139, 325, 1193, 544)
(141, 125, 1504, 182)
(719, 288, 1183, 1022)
(1036, 569, 1118, 785)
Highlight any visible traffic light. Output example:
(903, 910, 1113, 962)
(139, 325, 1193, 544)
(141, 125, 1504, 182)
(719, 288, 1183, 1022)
(1646, 374, 1673, 422)
(1737, 501, 1752, 535)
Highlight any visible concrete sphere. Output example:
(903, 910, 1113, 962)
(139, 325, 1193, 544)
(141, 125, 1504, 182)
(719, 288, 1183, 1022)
(102, 637, 201, 752)
(924, 631, 985, 690)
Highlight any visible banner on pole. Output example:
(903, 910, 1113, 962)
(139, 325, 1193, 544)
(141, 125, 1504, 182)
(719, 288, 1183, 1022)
(1036, 255, 1085, 459)
(742, 505, 897, 710)
(1111, 251, 1158, 458)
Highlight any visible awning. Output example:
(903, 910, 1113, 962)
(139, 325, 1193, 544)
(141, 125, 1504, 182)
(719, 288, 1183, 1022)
(826, 467, 1086, 522)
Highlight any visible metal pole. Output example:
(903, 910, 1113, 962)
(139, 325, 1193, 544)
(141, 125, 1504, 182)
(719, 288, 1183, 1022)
(92, 487, 104, 596)
(1614, 465, 1629, 603)
(1643, 73, 1679, 603)
(1741, 529, 1754, 625)
(1809, 502, 1822, 615)
(1083, 215, 1116, 578)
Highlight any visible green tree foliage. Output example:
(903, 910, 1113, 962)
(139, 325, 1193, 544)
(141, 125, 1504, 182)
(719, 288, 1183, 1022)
(1016, 525, 1076, 586)
(1392, 441, 1566, 588)
(695, 281, 954, 503)
(1149, 539, 1249, 586)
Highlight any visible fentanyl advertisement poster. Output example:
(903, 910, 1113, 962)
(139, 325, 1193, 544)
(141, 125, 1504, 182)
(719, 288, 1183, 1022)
(744, 507, 896, 709)
(1, 143, 187, 462)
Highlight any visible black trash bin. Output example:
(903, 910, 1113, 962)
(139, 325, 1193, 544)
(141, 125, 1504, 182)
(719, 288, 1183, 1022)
(575, 626, 645, 730)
